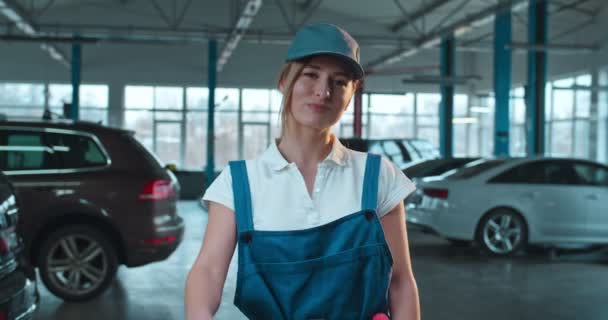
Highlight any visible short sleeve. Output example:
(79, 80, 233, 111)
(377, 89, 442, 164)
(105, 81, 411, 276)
(201, 165, 235, 212)
(376, 157, 416, 217)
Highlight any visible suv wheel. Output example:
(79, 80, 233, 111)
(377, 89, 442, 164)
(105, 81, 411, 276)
(476, 209, 527, 256)
(38, 225, 118, 302)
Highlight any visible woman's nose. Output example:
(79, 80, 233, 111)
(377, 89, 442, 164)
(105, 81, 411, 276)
(314, 81, 331, 98)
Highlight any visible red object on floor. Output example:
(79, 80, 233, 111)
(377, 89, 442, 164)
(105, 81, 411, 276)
(372, 313, 390, 320)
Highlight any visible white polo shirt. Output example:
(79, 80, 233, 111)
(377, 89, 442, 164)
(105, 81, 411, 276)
(202, 137, 416, 231)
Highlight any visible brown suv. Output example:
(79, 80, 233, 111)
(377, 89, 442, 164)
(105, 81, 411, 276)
(0, 118, 184, 302)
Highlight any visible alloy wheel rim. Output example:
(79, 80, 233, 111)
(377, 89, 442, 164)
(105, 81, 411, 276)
(46, 234, 108, 296)
(482, 213, 523, 254)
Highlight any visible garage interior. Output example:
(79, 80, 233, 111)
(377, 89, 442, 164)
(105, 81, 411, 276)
(1, 0, 607, 319)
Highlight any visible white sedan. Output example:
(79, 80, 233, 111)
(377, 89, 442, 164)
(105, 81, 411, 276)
(406, 157, 608, 256)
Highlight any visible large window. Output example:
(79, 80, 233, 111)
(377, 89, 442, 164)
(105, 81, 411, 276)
(547, 74, 593, 159)
(367, 93, 414, 139)
(48, 84, 109, 124)
(416, 93, 441, 147)
(0, 83, 46, 117)
(599, 67, 608, 163)
(509, 87, 526, 156)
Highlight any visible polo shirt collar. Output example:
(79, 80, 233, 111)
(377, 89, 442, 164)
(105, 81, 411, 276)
(262, 135, 349, 171)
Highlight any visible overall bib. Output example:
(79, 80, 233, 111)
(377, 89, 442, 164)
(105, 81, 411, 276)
(229, 154, 392, 320)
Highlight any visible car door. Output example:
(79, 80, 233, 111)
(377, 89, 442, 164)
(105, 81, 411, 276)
(0, 128, 62, 235)
(491, 160, 588, 240)
(572, 161, 608, 240)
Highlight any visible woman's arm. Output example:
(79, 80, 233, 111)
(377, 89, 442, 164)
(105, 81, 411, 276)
(185, 202, 237, 320)
(381, 202, 421, 320)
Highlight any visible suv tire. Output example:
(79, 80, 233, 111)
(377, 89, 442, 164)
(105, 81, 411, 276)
(38, 225, 118, 302)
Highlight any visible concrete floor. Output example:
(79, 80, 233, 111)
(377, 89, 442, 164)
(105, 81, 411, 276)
(33, 201, 608, 320)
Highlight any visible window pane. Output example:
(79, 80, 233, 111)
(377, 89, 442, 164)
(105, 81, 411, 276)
(47, 133, 107, 168)
(80, 85, 108, 108)
(550, 121, 572, 156)
(576, 74, 592, 86)
(155, 111, 182, 121)
(416, 93, 440, 115)
(215, 112, 238, 168)
(185, 111, 207, 170)
(369, 93, 413, 114)
(243, 124, 270, 160)
(553, 77, 574, 88)
(552, 89, 574, 119)
(125, 86, 154, 109)
(48, 84, 72, 108)
(270, 89, 283, 112)
(575, 90, 591, 118)
(0, 83, 45, 106)
(216, 88, 239, 111)
(155, 87, 183, 110)
(574, 120, 590, 159)
(454, 124, 467, 156)
(512, 97, 526, 124)
(186, 87, 209, 110)
(0, 131, 59, 170)
(80, 109, 108, 124)
(155, 122, 181, 165)
(454, 94, 468, 116)
(243, 89, 270, 111)
(368, 115, 413, 139)
(124, 110, 153, 150)
(510, 125, 526, 156)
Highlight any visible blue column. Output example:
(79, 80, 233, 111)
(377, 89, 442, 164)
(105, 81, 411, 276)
(206, 39, 217, 188)
(70, 41, 81, 121)
(440, 35, 455, 158)
(526, 0, 547, 155)
(494, 10, 512, 156)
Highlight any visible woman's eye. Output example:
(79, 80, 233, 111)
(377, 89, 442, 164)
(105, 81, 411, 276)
(303, 72, 318, 78)
(334, 79, 348, 87)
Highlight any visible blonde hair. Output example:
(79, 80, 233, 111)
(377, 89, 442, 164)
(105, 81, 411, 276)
(277, 59, 308, 137)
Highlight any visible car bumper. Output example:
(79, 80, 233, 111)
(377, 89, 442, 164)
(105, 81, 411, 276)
(125, 215, 185, 267)
(0, 268, 38, 320)
(407, 205, 475, 241)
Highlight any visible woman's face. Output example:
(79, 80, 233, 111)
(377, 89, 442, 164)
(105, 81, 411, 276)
(282, 55, 358, 132)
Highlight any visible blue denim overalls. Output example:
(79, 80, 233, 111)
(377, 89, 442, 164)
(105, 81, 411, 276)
(229, 154, 392, 319)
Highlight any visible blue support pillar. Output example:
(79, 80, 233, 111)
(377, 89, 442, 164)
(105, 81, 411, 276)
(440, 35, 455, 158)
(70, 41, 81, 121)
(206, 39, 217, 188)
(494, 10, 512, 156)
(526, 0, 547, 155)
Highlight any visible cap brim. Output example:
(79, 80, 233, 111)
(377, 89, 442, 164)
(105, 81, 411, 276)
(286, 51, 364, 79)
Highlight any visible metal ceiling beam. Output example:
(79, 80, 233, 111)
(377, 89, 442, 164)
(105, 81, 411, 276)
(217, 0, 263, 71)
(367, 0, 527, 71)
(1, 23, 416, 47)
(390, 0, 451, 33)
(0, 0, 70, 67)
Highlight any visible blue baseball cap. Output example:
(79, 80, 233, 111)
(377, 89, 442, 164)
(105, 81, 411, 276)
(286, 23, 364, 79)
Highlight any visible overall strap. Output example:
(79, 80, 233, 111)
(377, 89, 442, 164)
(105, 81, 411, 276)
(361, 153, 381, 211)
(229, 160, 254, 233)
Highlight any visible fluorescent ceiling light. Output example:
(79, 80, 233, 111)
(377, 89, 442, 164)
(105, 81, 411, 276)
(453, 117, 479, 124)
(470, 106, 491, 113)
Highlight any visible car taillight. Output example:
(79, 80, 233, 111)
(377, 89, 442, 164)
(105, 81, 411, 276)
(139, 180, 175, 201)
(423, 188, 449, 199)
(0, 237, 7, 255)
(143, 235, 177, 245)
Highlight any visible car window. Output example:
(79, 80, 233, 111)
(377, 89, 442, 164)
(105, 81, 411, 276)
(573, 162, 608, 186)
(408, 139, 440, 160)
(383, 141, 406, 167)
(0, 130, 59, 171)
(46, 133, 108, 169)
(490, 160, 584, 185)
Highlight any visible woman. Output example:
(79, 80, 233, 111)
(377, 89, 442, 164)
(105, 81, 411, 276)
(186, 23, 420, 320)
